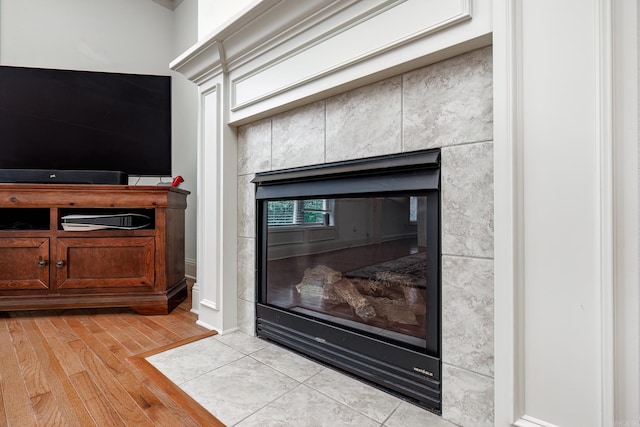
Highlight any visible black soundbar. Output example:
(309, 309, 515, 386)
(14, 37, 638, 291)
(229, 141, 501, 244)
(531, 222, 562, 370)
(0, 169, 128, 185)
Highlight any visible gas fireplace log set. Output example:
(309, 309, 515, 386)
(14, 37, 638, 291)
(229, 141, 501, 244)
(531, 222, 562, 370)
(253, 149, 442, 413)
(295, 264, 426, 325)
(296, 265, 377, 321)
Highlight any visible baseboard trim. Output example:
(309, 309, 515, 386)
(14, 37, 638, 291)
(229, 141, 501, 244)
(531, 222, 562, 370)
(185, 258, 197, 278)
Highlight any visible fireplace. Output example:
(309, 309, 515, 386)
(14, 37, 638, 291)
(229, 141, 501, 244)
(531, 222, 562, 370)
(254, 149, 442, 412)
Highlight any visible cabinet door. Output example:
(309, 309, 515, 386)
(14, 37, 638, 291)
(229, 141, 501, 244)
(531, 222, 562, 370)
(55, 237, 154, 290)
(0, 237, 50, 290)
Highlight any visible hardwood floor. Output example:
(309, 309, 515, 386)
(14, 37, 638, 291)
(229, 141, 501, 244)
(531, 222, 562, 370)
(0, 283, 224, 426)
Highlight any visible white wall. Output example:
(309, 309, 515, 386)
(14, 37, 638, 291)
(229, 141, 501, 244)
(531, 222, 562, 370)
(172, 0, 199, 272)
(0, 0, 200, 270)
(197, 0, 254, 40)
(0, 0, 173, 72)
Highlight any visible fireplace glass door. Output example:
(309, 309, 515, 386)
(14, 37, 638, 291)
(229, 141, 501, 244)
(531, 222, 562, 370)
(254, 150, 441, 412)
(264, 195, 431, 349)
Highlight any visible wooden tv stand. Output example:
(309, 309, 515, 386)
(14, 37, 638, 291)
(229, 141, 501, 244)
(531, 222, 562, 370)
(0, 184, 190, 315)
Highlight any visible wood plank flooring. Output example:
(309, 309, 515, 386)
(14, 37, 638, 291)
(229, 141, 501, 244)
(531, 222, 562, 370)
(0, 285, 225, 426)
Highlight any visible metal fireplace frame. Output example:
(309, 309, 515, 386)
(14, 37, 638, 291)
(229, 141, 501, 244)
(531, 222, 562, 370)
(253, 149, 442, 412)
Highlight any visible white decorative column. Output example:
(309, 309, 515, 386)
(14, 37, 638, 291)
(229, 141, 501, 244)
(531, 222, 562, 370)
(493, 0, 638, 425)
(171, 45, 238, 333)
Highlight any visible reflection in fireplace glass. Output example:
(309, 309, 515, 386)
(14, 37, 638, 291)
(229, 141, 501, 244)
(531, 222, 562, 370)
(265, 195, 429, 348)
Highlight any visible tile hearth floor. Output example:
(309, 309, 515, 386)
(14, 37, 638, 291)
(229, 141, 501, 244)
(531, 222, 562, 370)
(146, 331, 456, 427)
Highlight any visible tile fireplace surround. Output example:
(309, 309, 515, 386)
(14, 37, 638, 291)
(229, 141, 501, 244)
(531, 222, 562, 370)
(236, 47, 494, 427)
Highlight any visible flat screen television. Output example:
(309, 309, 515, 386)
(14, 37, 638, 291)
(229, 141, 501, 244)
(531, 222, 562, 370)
(0, 65, 171, 180)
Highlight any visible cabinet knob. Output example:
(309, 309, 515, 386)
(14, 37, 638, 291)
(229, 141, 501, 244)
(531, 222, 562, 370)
(56, 260, 65, 268)
(38, 260, 47, 267)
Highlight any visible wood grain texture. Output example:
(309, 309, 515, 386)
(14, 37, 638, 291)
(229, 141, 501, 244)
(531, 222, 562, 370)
(0, 285, 225, 426)
(0, 184, 189, 314)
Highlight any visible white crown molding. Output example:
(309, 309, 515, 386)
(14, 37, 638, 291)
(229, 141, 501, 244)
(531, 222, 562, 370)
(170, 0, 365, 83)
(221, 0, 363, 71)
(171, 38, 223, 85)
(228, 1, 472, 112)
(170, 0, 295, 82)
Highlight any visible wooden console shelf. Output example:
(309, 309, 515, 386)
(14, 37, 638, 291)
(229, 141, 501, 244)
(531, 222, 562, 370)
(0, 184, 190, 315)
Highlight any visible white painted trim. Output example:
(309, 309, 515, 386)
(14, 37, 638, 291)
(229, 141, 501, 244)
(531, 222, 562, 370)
(171, 39, 223, 84)
(171, 0, 337, 81)
(184, 258, 197, 278)
(171, 0, 491, 125)
(493, 0, 520, 424)
(513, 415, 559, 427)
(193, 81, 219, 316)
(210, 0, 381, 71)
(595, 1, 615, 425)
(190, 74, 239, 334)
(612, 0, 640, 424)
(195, 319, 218, 332)
(228, 2, 472, 111)
(199, 299, 218, 311)
(213, 85, 223, 312)
(189, 281, 199, 315)
(218, 74, 239, 332)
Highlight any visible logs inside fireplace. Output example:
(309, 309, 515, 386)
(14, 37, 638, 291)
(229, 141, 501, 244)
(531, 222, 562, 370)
(254, 149, 441, 413)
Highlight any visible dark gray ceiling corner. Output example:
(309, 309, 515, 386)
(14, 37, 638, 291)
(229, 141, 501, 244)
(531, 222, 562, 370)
(152, 0, 184, 11)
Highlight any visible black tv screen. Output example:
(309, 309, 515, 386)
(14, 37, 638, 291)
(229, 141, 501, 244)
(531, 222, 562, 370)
(0, 65, 171, 177)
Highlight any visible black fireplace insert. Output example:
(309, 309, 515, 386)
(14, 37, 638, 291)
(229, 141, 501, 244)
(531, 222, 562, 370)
(253, 149, 441, 413)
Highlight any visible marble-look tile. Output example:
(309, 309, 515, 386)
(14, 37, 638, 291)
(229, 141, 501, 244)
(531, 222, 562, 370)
(250, 344, 325, 382)
(384, 402, 455, 427)
(238, 117, 272, 175)
(214, 330, 270, 355)
(325, 77, 402, 162)
(237, 173, 256, 238)
(146, 337, 244, 385)
(237, 237, 256, 302)
(305, 367, 401, 423)
(236, 384, 379, 427)
(442, 256, 494, 377)
(180, 356, 298, 426)
(272, 101, 326, 169)
(237, 297, 256, 336)
(403, 47, 493, 150)
(441, 142, 494, 258)
(442, 364, 494, 427)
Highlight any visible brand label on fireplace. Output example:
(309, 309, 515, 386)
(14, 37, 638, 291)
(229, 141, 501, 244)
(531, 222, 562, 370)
(413, 367, 434, 377)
